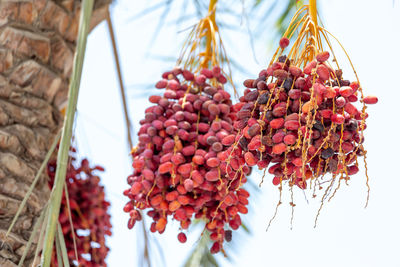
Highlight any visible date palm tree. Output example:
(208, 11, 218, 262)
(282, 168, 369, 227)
(0, 0, 110, 265)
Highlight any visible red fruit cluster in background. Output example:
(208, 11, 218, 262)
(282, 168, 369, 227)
(229, 40, 377, 190)
(123, 66, 251, 253)
(48, 153, 112, 267)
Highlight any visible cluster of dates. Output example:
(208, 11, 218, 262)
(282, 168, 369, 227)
(48, 155, 112, 267)
(231, 39, 377, 189)
(123, 67, 251, 253)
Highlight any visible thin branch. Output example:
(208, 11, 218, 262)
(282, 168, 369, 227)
(106, 9, 134, 149)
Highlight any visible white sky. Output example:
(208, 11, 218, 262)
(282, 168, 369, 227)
(75, 0, 400, 266)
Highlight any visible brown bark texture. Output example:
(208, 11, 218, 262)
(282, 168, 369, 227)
(0, 0, 110, 266)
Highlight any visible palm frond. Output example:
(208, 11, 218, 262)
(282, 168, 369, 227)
(275, 0, 305, 36)
(56, 223, 71, 267)
(145, 0, 173, 53)
(125, 0, 172, 23)
(41, 0, 94, 265)
(175, 0, 191, 28)
(184, 232, 217, 267)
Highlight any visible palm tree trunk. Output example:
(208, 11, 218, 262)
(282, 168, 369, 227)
(0, 0, 110, 265)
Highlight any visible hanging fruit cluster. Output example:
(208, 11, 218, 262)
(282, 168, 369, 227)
(228, 2, 377, 223)
(124, 0, 378, 252)
(123, 0, 251, 254)
(48, 151, 112, 267)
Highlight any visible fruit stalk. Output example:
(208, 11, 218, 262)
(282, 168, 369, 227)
(309, 0, 318, 58)
(202, 0, 218, 69)
(209, 0, 217, 23)
(309, 0, 318, 29)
